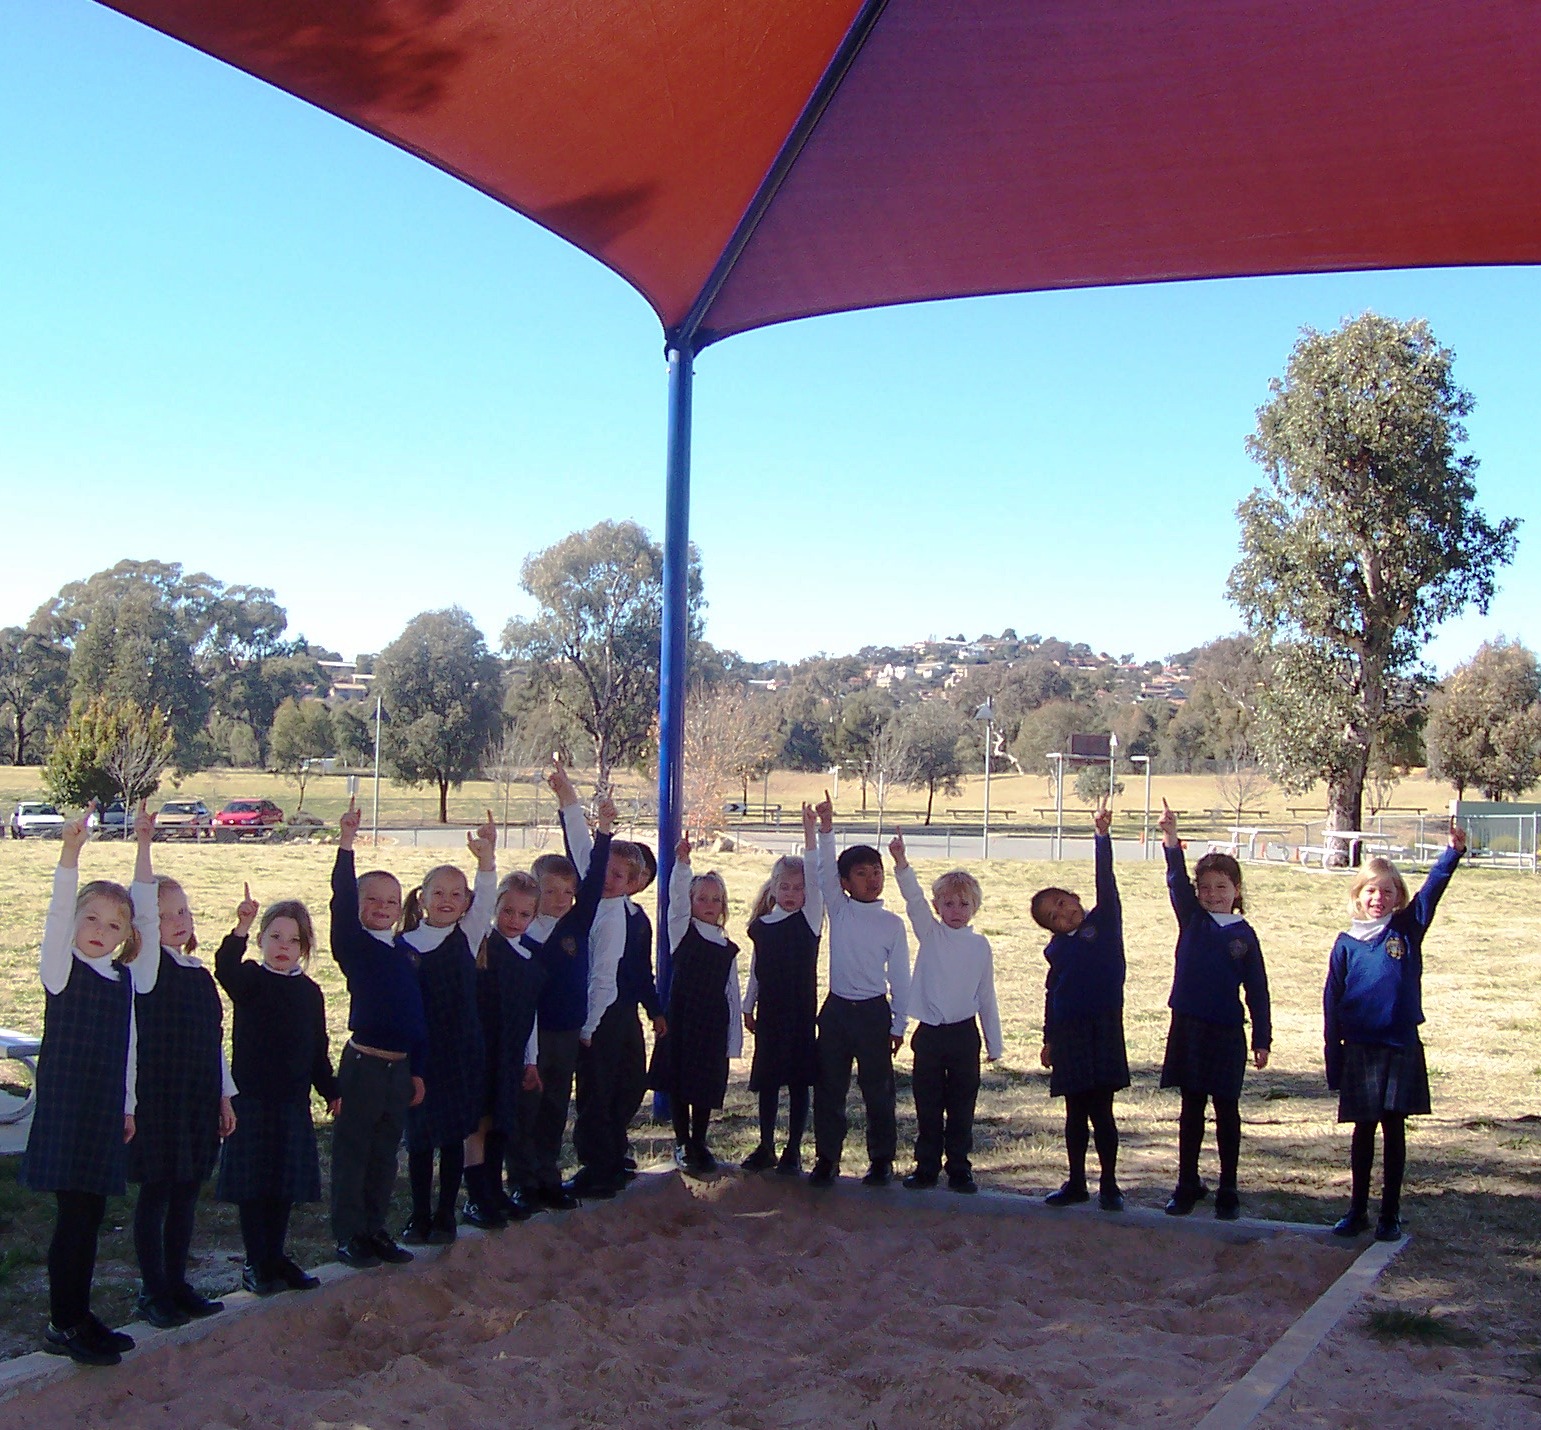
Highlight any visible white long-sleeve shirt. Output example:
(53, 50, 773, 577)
(668, 861, 743, 1059)
(40, 865, 138, 1113)
(561, 803, 628, 1040)
(815, 832, 911, 1037)
(399, 865, 497, 955)
(744, 860, 824, 1019)
(896, 865, 1002, 1059)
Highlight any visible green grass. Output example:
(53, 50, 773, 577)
(1366, 1307, 1482, 1347)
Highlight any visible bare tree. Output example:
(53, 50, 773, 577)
(102, 706, 174, 809)
(1213, 732, 1272, 828)
(871, 716, 919, 845)
(681, 684, 780, 837)
(484, 717, 549, 844)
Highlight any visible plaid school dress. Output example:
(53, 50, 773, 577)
(405, 926, 486, 1149)
(746, 913, 819, 1092)
(649, 925, 738, 1109)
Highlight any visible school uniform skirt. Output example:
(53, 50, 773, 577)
(1336, 1040, 1431, 1122)
(1047, 1008, 1130, 1098)
(1160, 1011, 1248, 1100)
(216, 1094, 322, 1203)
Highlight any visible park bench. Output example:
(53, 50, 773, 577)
(946, 808, 1015, 822)
(0, 1028, 41, 1125)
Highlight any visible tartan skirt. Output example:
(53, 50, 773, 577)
(1336, 1040, 1431, 1123)
(1160, 1011, 1248, 1100)
(216, 1094, 322, 1203)
(1048, 1008, 1130, 1098)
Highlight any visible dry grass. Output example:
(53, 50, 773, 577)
(0, 835, 1537, 1377)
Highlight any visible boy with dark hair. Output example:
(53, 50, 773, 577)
(809, 792, 910, 1188)
(615, 843, 665, 1177)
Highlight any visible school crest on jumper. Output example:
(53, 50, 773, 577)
(560, 936, 579, 958)
(1385, 933, 1406, 961)
(1079, 924, 1097, 943)
(1227, 937, 1248, 962)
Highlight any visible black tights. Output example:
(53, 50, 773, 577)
(757, 1085, 809, 1151)
(237, 1197, 293, 1273)
(1350, 1115, 1407, 1216)
(49, 1190, 106, 1330)
(408, 1142, 465, 1223)
(1063, 1089, 1119, 1187)
(134, 1178, 201, 1299)
(1178, 1089, 1241, 1190)
(672, 1102, 712, 1151)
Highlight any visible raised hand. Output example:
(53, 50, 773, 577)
(235, 881, 259, 936)
(596, 796, 618, 834)
(1092, 799, 1112, 839)
(1449, 818, 1468, 854)
(814, 789, 834, 834)
(133, 798, 156, 846)
(467, 808, 498, 868)
(888, 830, 908, 869)
(60, 800, 96, 863)
(675, 834, 692, 863)
(547, 759, 578, 807)
(801, 801, 817, 846)
(1156, 797, 1179, 847)
(339, 795, 361, 849)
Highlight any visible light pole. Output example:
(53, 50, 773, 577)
(975, 699, 994, 860)
(1131, 753, 1151, 858)
(371, 695, 382, 847)
(1108, 730, 1119, 813)
(1048, 752, 1065, 860)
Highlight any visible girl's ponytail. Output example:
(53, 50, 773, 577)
(748, 878, 777, 925)
(402, 886, 426, 933)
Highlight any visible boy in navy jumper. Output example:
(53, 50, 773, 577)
(809, 792, 910, 1189)
(329, 799, 427, 1269)
(1032, 803, 1129, 1211)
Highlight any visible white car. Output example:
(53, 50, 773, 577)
(10, 802, 67, 839)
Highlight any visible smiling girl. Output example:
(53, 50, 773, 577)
(1156, 801, 1271, 1222)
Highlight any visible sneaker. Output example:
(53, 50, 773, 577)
(242, 1262, 283, 1295)
(43, 1321, 120, 1367)
(1044, 1180, 1090, 1207)
(1214, 1187, 1241, 1221)
(740, 1145, 777, 1173)
(335, 1237, 383, 1270)
(947, 1173, 979, 1195)
(370, 1233, 416, 1264)
(506, 1187, 539, 1220)
(1099, 1184, 1125, 1212)
(86, 1314, 136, 1354)
(170, 1284, 224, 1318)
(1374, 1214, 1404, 1243)
(775, 1148, 803, 1178)
(861, 1160, 893, 1188)
(399, 1217, 432, 1246)
(1331, 1209, 1371, 1238)
(134, 1291, 190, 1329)
(461, 1201, 509, 1229)
(902, 1170, 939, 1190)
(1164, 1181, 1209, 1217)
(807, 1158, 837, 1189)
(271, 1256, 321, 1290)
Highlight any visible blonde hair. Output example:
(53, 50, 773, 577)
(75, 879, 141, 965)
(402, 864, 470, 932)
(1349, 857, 1409, 915)
(932, 869, 983, 915)
(153, 874, 197, 953)
(480, 871, 541, 969)
(258, 900, 315, 966)
(749, 854, 805, 923)
(689, 870, 729, 928)
(609, 840, 647, 884)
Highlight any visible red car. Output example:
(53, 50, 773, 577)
(213, 798, 285, 839)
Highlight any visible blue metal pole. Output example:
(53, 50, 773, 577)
(652, 343, 694, 1123)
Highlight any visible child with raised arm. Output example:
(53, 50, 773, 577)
(127, 804, 235, 1327)
(890, 832, 1001, 1194)
(22, 804, 142, 1365)
(1157, 801, 1271, 1220)
(215, 887, 338, 1295)
(809, 791, 911, 1189)
(1324, 821, 1467, 1242)
(398, 813, 497, 1244)
(740, 803, 823, 1176)
(1031, 802, 1128, 1211)
(649, 835, 741, 1174)
(329, 798, 427, 1270)
(615, 842, 665, 1177)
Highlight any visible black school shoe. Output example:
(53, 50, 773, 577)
(504, 1187, 539, 1220)
(807, 1158, 838, 1188)
(1214, 1187, 1241, 1221)
(170, 1284, 225, 1317)
(44, 1321, 121, 1367)
(740, 1145, 777, 1173)
(1374, 1214, 1404, 1243)
(336, 1237, 383, 1270)
(948, 1173, 978, 1195)
(1099, 1183, 1125, 1212)
(1044, 1181, 1090, 1207)
(1165, 1181, 1209, 1216)
(1331, 1209, 1371, 1238)
(371, 1232, 417, 1264)
(536, 1184, 579, 1211)
(861, 1160, 893, 1188)
(134, 1290, 190, 1329)
(87, 1314, 135, 1354)
(399, 1217, 432, 1246)
(775, 1148, 803, 1178)
(902, 1169, 939, 1191)
(271, 1256, 321, 1291)
(243, 1262, 284, 1295)
(462, 1200, 509, 1229)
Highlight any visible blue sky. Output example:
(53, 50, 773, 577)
(3, 2, 1536, 674)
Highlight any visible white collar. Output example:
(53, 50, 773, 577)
(1208, 912, 1245, 928)
(72, 946, 120, 980)
(1349, 915, 1393, 941)
(164, 945, 205, 968)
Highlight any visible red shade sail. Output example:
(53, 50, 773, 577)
(98, 0, 1541, 348)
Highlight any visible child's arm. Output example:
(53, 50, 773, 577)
(1322, 941, 1347, 1089)
(124, 1000, 138, 1140)
(725, 956, 744, 1058)
(667, 837, 693, 952)
(812, 791, 846, 933)
(550, 762, 593, 874)
(743, 953, 759, 1033)
(800, 802, 824, 933)
(1091, 802, 1119, 924)
(885, 918, 912, 1052)
(331, 800, 366, 968)
(1242, 932, 1272, 1067)
(1409, 820, 1466, 931)
(310, 984, 342, 1117)
(40, 807, 92, 994)
(129, 802, 164, 994)
(214, 885, 261, 1002)
(565, 811, 615, 941)
(1040, 962, 1055, 1069)
(1157, 800, 1200, 925)
(890, 834, 938, 941)
(463, 809, 499, 949)
(978, 944, 1003, 1062)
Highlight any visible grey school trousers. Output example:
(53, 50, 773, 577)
(911, 1017, 982, 1178)
(331, 1044, 412, 1242)
(813, 993, 897, 1167)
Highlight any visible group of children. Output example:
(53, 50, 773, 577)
(18, 781, 1466, 1366)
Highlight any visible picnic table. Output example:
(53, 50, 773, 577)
(0, 1027, 41, 1125)
(946, 808, 1015, 822)
(1208, 826, 1287, 860)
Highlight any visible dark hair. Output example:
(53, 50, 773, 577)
(836, 844, 883, 881)
(259, 899, 315, 966)
(1029, 886, 1075, 931)
(1193, 851, 1245, 914)
(632, 841, 658, 890)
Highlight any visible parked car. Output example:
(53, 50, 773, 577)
(158, 799, 215, 840)
(10, 802, 67, 839)
(99, 801, 130, 838)
(213, 798, 285, 839)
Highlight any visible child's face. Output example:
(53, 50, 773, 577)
(495, 889, 539, 941)
(690, 880, 726, 925)
(359, 875, 403, 933)
(772, 867, 806, 914)
(538, 874, 578, 919)
(423, 871, 471, 927)
(626, 865, 650, 897)
(1040, 891, 1085, 935)
(1356, 876, 1400, 920)
(260, 917, 306, 973)
(932, 889, 975, 930)
(1195, 870, 1239, 915)
(841, 861, 884, 903)
(158, 883, 195, 950)
(75, 895, 130, 961)
(602, 852, 632, 900)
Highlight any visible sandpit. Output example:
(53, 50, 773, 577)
(2, 1176, 1361, 1429)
